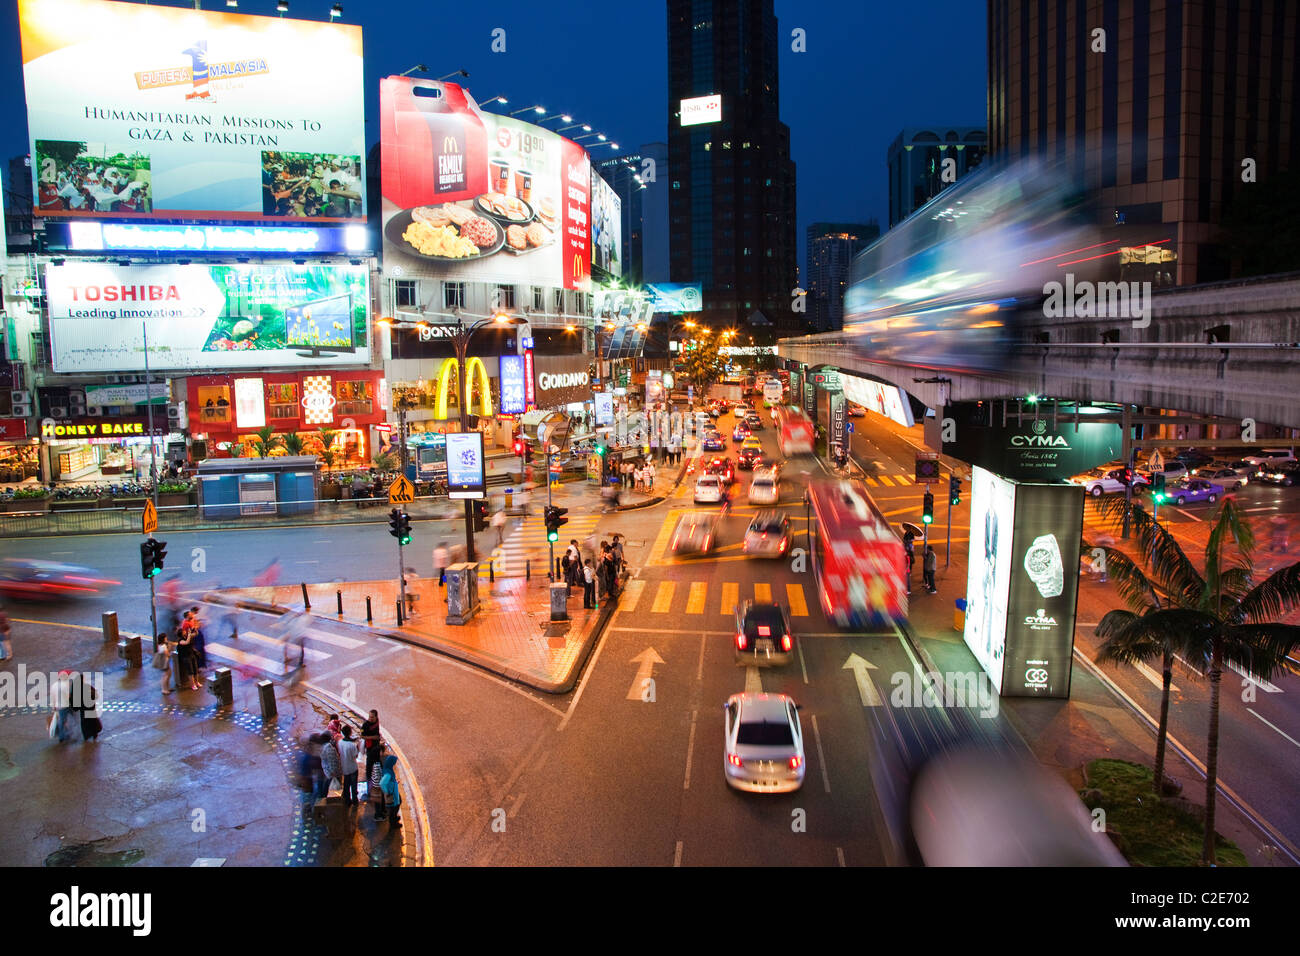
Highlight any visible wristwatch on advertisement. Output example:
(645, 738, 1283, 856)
(1024, 533, 1064, 598)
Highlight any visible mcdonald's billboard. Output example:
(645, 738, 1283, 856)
(380, 77, 591, 291)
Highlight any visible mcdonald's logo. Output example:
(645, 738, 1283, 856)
(573, 253, 584, 278)
(442, 137, 460, 153)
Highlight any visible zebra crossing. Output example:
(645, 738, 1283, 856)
(203, 627, 367, 677)
(617, 577, 819, 619)
(492, 512, 603, 577)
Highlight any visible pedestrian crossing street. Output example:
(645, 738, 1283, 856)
(618, 577, 816, 619)
(202, 627, 368, 677)
(493, 512, 603, 577)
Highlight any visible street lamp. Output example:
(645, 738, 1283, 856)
(479, 94, 508, 109)
(437, 69, 469, 81)
(510, 104, 546, 116)
(400, 64, 428, 76)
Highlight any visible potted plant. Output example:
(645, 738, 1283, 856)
(283, 433, 305, 456)
(156, 479, 194, 507)
(251, 425, 283, 459)
(6, 486, 51, 513)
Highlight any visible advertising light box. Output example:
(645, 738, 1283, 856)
(20, 0, 366, 222)
(380, 78, 590, 290)
(680, 94, 722, 126)
(46, 261, 370, 372)
(840, 373, 915, 428)
(47, 221, 369, 256)
(499, 354, 526, 415)
(445, 431, 485, 498)
(591, 170, 622, 278)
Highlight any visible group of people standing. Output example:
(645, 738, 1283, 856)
(902, 532, 939, 594)
(154, 607, 208, 694)
(616, 459, 657, 494)
(563, 534, 625, 609)
(49, 670, 102, 744)
(298, 708, 401, 829)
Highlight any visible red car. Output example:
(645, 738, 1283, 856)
(0, 559, 121, 601)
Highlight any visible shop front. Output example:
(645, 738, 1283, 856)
(386, 354, 525, 457)
(0, 419, 39, 484)
(533, 352, 595, 434)
(186, 369, 387, 469)
(39, 415, 171, 483)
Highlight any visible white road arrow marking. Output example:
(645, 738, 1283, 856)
(627, 647, 665, 700)
(1229, 660, 1282, 693)
(842, 653, 882, 707)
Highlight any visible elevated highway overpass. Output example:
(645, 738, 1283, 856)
(778, 273, 1300, 429)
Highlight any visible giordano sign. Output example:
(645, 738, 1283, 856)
(941, 409, 1124, 481)
(533, 354, 593, 408)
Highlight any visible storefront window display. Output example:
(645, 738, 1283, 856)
(197, 385, 233, 426)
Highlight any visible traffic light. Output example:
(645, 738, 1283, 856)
(473, 500, 489, 532)
(922, 490, 934, 524)
(948, 475, 962, 506)
(1152, 472, 1167, 502)
(513, 439, 526, 457)
(140, 538, 166, 579)
(544, 505, 568, 542)
(389, 508, 412, 545)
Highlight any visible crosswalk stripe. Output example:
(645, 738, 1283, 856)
(863, 477, 879, 486)
(754, 582, 772, 603)
(237, 630, 331, 662)
(893, 474, 912, 485)
(686, 581, 707, 614)
(786, 583, 808, 616)
(652, 581, 676, 613)
(298, 630, 366, 650)
(620, 578, 646, 614)
(205, 642, 286, 675)
(877, 475, 895, 487)
(719, 581, 738, 616)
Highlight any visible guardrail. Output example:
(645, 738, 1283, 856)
(0, 494, 472, 538)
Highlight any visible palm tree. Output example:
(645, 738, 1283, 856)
(1094, 495, 1300, 863)
(316, 428, 337, 471)
(251, 425, 282, 459)
(282, 432, 305, 456)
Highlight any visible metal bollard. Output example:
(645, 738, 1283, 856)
(366, 596, 373, 622)
(301, 582, 311, 611)
(526, 558, 531, 580)
(489, 561, 495, 583)
(337, 590, 343, 616)
(257, 679, 277, 721)
(556, 557, 562, 579)
(396, 600, 404, 627)
(207, 667, 233, 707)
(102, 611, 119, 644)
(117, 636, 142, 669)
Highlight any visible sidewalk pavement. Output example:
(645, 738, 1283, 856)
(221, 570, 621, 694)
(0, 617, 419, 867)
(899, 527, 1282, 864)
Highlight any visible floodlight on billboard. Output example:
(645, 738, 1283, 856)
(19, 0, 366, 223)
(380, 78, 591, 291)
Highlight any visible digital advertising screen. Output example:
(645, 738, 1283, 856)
(45, 221, 370, 256)
(594, 391, 614, 425)
(680, 94, 722, 126)
(840, 373, 915, 428)
(46, 261, 370, 372)
(380, 78, 591, 291)
(963, 466, 1018, 695)
(19, 0, 366, 222)
(445, 431, 485, 498)
(499, 354, 526, 415)
(1003, 482, 1084, 698)
(591, 170, 622, 278)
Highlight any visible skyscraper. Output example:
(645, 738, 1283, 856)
(805, 222, 880, 332)
(988, 0, 1300, 284)
(887, 127, 987, 227)
(667, 0, 797, 331)
(596, 142, 670, 286)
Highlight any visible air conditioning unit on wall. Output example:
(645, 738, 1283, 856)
(49, 405, 69, 418)
(87, 407, 104, 417)
(11, 403, 31, 417)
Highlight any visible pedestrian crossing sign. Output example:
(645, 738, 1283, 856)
(388, 475, 415, 504)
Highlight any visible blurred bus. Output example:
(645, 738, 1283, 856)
(774, 406, 815, 457)
(805, 479, 907, 629)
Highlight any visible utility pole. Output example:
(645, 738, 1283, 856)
(547, 450, 555, 580)
(143, 321, 160, 644)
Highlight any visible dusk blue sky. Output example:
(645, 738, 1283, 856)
(0, 0, 987, 270)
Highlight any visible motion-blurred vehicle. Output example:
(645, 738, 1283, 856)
(1252, 461, 1300, 487)
(744, 413, 764, 431)
(1194, 466, 1248, 490)
(732, 422, 752, 442)
(0, 558, 121, 601)
(1194, 459, 1254, 483)
(1244, 449, 1297, 469)
(1164, 478, 1224, 504)
(737, 447, 764, 470)
(701, 431, 726, 452)
(1139, 462, 1188, 483)
(774, 406, 815, 456)
(693, 474, 725, 504)
(704, 457, 735, 484)
(1173, 449, 1215, 469)
(734, 600, 794, 666)
(670, 512, 719, 555)
(743, 511, 791, 557)
(723, 692, 805, 793)
(1071, 467, 1149, 497)
(747, 469, 780, 505)
(806, 479, 908, 628)
(847, 403, 866, 417)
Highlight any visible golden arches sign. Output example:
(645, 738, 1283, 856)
(435, 357, 493, 419)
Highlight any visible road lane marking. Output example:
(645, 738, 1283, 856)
(652, 581, 676, 613)
(696, 632, 707, 681)
(1172, 507, 1200, 521)
(619, 578, 646, 614)
(877, 475, 895, 486)
(1247, 708, 1300, 749)
(893, 475, 912, 485)
(685, 581, 707, 614)
(673, 841, 683, 867)
(745, 665, 762, 694)
(238, 630, 331, 661)
(786, 582, 808, 616)
(683, 708, 698, 790)
(299, 630, 366, 650)
(609, 627, 732, 636)
(626, 648, 664, 701)
(1228, 660, 1282, 693)
(720, 581, 739, 616)
(1133, 659, 1181, 693)
(507, 792, 528, 818)
(754, 582, 772, 603)
(863, 477, 879, 487)
(810, 713, 831, 793)
(836, 847, 846, 867)
(204, 642, 285, 674)
(796, 639, 809, 684)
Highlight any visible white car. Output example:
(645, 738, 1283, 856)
(723, 693, 805, 793)
(1139, 463, 1188, 483)
(1071, 467, 1148, 497)
(694, 474, 724, 504)
(743, 511, 791, 558)
(1244, 449, 1297, 469)
(747, 470, 780, 505)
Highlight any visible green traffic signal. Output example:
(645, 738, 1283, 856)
(922, 513, 933, 524)
(547, 530, 559, 543)
(400, 534, 412, 546)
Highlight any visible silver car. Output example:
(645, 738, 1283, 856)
(671, 513, 719, 555)
(743, 512, 791, 558)
(747, 470, 780, 505)
(723, 693, 806, 793)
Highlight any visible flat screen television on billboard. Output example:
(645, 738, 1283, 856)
(19, 0, 366, 224)
(284, 294, 356, 356)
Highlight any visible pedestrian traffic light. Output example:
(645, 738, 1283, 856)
(473, 500, 489, 532)
(514, 439, 526, 456)
(140, 538, 166, 579)
(948, 475, 962, 506)
(922, 490, 934, 524)
(1152, 472, 1167, 502)
(389, 508, 412, 544)
(544, 505, 568, 542)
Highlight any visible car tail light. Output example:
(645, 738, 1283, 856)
(781, 635, 792, 652)
(779, 537, 788, 552)
(736, 632, 747, 650)
(728, 753, 744, 768)
(788, 756, 802, 770)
